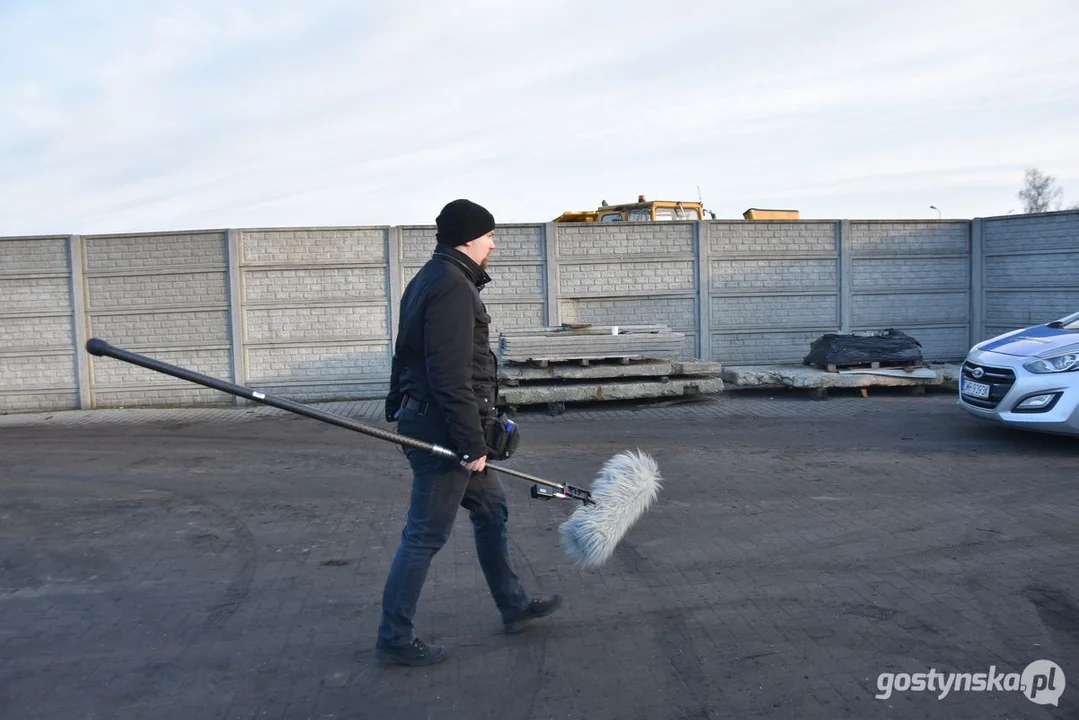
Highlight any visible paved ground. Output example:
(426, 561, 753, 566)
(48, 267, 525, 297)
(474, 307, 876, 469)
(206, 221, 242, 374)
(1, 388, 1077, 720)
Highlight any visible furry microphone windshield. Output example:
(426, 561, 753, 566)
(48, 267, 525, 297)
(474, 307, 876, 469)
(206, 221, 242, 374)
(558, 450, 663, 568)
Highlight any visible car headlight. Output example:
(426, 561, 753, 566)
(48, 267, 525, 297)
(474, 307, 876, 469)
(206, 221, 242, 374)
(1024, 352, 1079, 374)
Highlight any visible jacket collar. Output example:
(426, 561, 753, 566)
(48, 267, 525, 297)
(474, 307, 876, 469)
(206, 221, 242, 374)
(433, 246, 491, 290)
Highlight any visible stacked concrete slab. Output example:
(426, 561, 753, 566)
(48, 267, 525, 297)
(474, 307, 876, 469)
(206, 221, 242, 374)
(496, 325, 724, 410)
(498, 324, 684, 363)
(720, 362, 962, 399)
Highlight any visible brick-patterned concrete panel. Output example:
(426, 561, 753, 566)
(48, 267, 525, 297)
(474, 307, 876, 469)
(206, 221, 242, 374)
(712, 294, 838, 328)
(985, 290, 1079, 327)
(0, 277, 71, 313)
(402, 264, 422, 287)
(881, 326, 969, 360)
(713, 330, 835, 364)
(241, 228, 387, 265)
(83, 232, 227, 270)
(0, 236, 70, 273)
(248, 381, 389, 402)
(852, 291, 969, 327)
(245, 344, 390, 383)
(852, 257, 968, 289)
(481, 264, 544, 296)
(681, 333, 697, 357)
(559, 296, 696, 329)
(486, 302, 546, 331)
(0, 315, 73, 347)
(401, 227, 437, 261)
(710, 222, 838, 255)
(244, 306, 387, 343)
(242, 267, 387, 303)
(557, 223, 694, 256)
(0, 390, 76, 412)
(711, 259, 837, 291)
(850, 221, 969, 255)
(984, 324, 1026, 338)
(93, 386, 230, 408)
(489, 225, 544, 259)
(0, 354, 75, 390)
(91, 349, 231, 387)
(984, 211, 1079, 253)
(402, 262, 543, 298)
(87, 272, 228, 310)
(985, 252, 1079, 287)
(560, 261, 694, 296)
(88, 310, 229, 347)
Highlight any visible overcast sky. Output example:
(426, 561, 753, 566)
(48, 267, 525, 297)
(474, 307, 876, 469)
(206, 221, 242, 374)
(2, 0, 1078, 236)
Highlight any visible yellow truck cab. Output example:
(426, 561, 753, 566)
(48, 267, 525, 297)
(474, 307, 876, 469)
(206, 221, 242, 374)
(553, 196, 710, 223)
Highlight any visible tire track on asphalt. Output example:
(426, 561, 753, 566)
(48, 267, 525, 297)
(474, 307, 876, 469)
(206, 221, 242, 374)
(508, 533, 548, 720)
(70, 469, 260, 630)
(111, 456, 261, 628)
(182, 492, 258, 629)
(614, 540, 716, 720)
(957, 496, 1079, 673)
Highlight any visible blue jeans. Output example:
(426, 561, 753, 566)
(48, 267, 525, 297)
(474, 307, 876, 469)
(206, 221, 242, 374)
(377, 407, 531, 647)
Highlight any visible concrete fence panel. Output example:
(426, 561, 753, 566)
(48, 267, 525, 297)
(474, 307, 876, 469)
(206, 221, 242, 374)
(849, 221, 971, 361)
(555, 222, 699, 357)
(81, 230, 231, 408)
(236, 227, 392, 402)
(709, 220, 840, 364)
(0, 235, 78, 412)
(980, 211, 1079, 341)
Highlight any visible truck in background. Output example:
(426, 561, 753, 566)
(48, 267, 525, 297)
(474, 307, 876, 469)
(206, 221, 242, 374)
(553, 196, 800, 222)
(553, 195, 712, 223)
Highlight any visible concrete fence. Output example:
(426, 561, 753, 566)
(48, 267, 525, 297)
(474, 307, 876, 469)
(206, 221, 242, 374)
(1, 211, 1076, 413)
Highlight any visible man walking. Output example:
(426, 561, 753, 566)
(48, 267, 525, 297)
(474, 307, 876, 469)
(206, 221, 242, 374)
(376, 199, 561, 667)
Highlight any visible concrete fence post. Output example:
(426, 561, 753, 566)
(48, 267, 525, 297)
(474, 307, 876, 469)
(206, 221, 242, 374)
(695, 221, 712, 360)
(838, 220, 852, 332)
(970, 217, 984, 346)
(387, 226, 403, 348)
(68, 234, 92, 409)
(225, 229, 246, 404)
(543, 222, 560, 327)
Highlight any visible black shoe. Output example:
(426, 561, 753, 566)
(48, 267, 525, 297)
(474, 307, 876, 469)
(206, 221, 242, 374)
(504, 594, 562, 634)
(375, 637, 447, 667)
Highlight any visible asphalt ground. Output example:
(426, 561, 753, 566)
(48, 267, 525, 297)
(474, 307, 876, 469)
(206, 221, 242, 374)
(1, 388, 1077, 719)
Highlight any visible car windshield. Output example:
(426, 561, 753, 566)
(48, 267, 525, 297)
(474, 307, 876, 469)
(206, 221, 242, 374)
(655, 206, 699, 221)
(1051, 312, 1079, 330)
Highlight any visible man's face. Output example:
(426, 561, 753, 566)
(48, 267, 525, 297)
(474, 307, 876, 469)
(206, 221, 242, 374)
(471, 231, 495, 269)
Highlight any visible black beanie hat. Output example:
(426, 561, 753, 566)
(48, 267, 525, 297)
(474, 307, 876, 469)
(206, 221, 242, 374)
(436, 199, 495, 247)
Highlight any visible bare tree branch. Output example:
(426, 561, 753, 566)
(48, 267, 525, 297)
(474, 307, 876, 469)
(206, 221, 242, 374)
(1017, 168, 1064, 213)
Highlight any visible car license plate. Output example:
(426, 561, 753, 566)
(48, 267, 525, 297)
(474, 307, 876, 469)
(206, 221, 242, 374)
(961, 378, 991, 399)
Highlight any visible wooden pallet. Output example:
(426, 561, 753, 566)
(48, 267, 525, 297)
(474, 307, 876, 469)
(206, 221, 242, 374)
(503, 355, 650, 368)
(818, 360, 925, 373)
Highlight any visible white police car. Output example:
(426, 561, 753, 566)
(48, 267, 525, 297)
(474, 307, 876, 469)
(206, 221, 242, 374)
(958, 310, 1079, 436)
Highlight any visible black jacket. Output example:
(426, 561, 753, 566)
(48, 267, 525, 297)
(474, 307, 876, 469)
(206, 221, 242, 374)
(385, 246, 497, 462)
